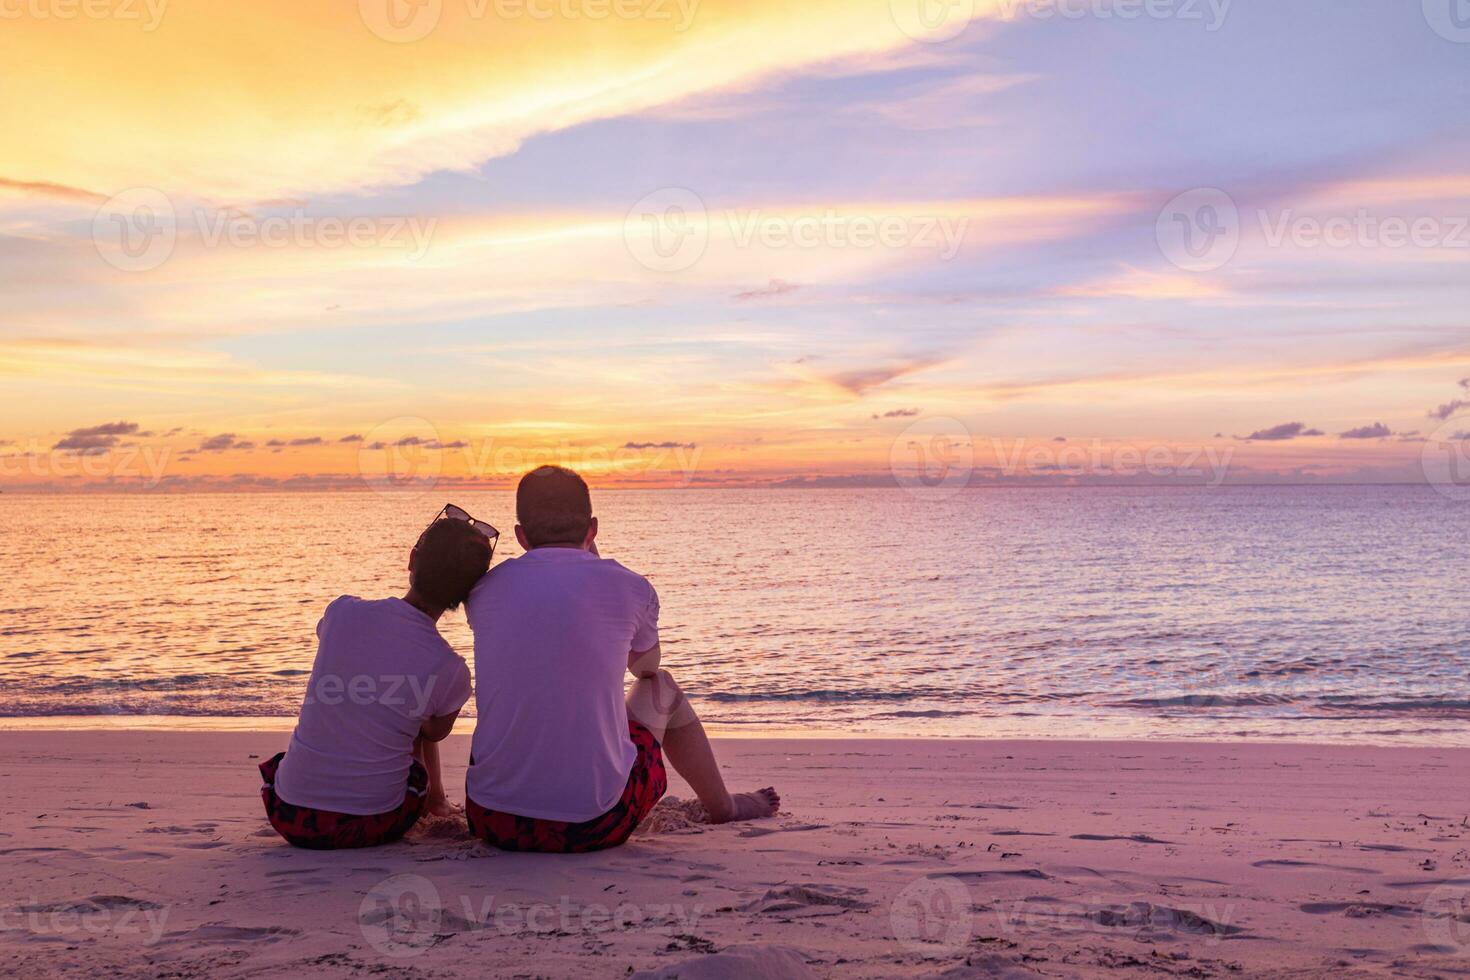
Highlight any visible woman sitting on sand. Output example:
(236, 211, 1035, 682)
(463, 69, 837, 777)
(257, 511, 492, 849)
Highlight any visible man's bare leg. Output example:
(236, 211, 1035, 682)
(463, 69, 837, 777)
(413, 735, 460, 818)
(627, 668, 779, 823)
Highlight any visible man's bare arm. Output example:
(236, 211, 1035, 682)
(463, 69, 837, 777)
(419, 710, 460, 743)
(628, 642, 662, 679)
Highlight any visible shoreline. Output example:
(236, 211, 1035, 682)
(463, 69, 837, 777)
(3, 716, 1469, 749)
(3, 732, 1468, 977)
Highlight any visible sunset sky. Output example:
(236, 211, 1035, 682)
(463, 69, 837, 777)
(3, 0, 1468, 490)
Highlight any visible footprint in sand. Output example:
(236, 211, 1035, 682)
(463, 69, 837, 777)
(19, 896, 163, 914)
(1253, 859, 1381, 874)
(159, 924, 300, 945)
(1090, 901, 1245, 936)
(935, 869, 1051, 881)
(738, 823, 827, 839)
(1383, 876, 1470, 889)
(1299, 901, 1418, 918)
(89, 848, 173, 863)
(144, 824, 218, 836)
(1070, 833, 1173, 845)
(631, 944, 815, 980)
(744, 884, 872, 917)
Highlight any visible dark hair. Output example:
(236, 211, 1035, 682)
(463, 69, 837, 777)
(412, 518, 491, 610)
(516, 465, 592, 548)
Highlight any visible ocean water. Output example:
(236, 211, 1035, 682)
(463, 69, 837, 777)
(3, 486, 1468, 744)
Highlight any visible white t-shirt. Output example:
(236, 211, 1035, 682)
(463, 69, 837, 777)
(465, 548, 659, 823)
(274, 596, 472, 816)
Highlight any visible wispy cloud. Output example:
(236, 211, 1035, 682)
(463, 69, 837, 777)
(1430, 399, 1470, 421)
(1339, 422, 1392, 439)
(1242, 422, 1324, 442)
(734, 279, 801, 301)
(53, 421, 139, 453)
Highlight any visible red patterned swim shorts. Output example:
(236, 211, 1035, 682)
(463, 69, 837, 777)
(466, 720, 667, 853)
(258, 752, 427, 850)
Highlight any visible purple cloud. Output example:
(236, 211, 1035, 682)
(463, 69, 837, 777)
(198, 433, 240, 452)
(1430, 399, 1470, 421)
(1339, 422, 1391, 439)
(53, 421, 139, 452)
(734, 278, 801, 301)
(1242, 422, 1322, 441)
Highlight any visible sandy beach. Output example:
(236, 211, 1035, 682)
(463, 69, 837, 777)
(2, 733, 1469, 979)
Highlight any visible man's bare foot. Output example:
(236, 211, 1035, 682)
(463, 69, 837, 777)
(707, 787, 780, 823)
(425, 797, 463, 819)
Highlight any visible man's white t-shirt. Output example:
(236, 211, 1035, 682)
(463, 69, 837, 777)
(274, 596, 472, 815)
(465, 548, 659, 823)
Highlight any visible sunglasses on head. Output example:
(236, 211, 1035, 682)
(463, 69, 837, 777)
(424, 503, 500, 563)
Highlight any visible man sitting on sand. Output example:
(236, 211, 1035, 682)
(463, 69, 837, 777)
(464, 465, 779, 852)
(259, 510, 493, 849)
